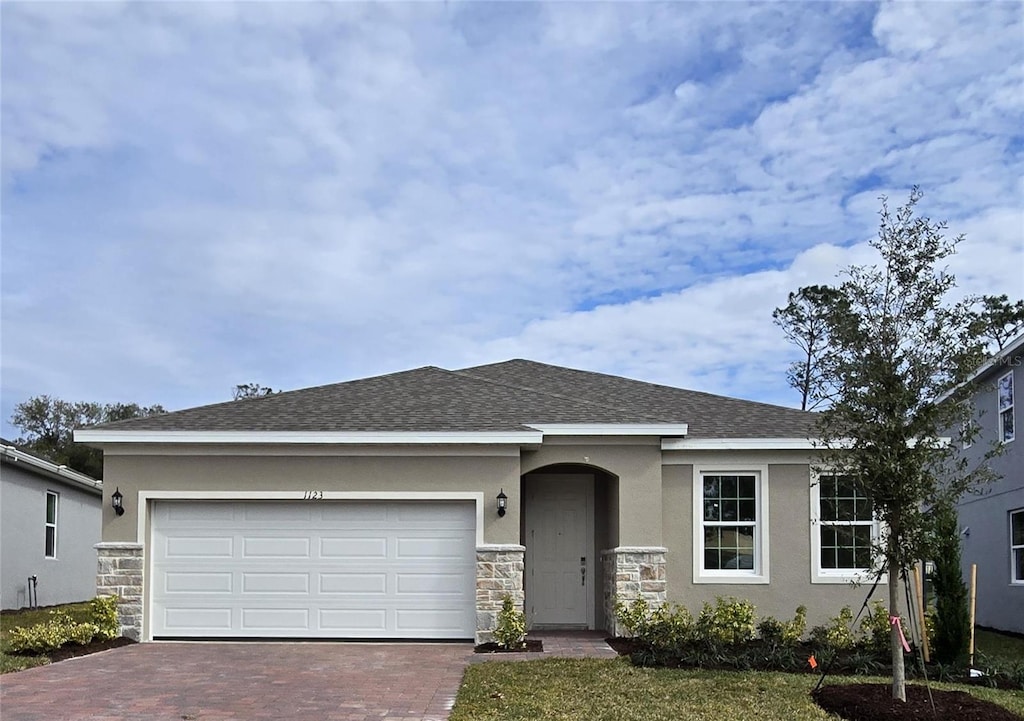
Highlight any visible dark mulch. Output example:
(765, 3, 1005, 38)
(813, 683, 1023, 721)
(606, 637, 640, 655)
(474, 639, 544, 654)
(16, 636, 136, 664)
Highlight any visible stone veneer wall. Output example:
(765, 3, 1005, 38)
(475, 544, 525, 645)
(602, 546, 667, 637)
(95, 542, 144, 641)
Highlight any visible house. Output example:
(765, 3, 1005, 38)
(75, 360, 885, 643)
(955, 333, 1023, 634)
(1, 441, 103, 610)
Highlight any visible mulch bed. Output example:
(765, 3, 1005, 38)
(474, 639, 544, 653)
(813, 683, 1023, 721)
(17, 636, 136, 664)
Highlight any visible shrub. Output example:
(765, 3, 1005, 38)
(492, 594, 526, 649)
(7, 610, 100, 654)
(695, 597, 756, 645)
(90, 595, 120, 641)
(613, 597, 650, 638)
(858, 600, 897, 652)
(758, 605, 807, 646)
(930, 499, 971, 665)
(810, 606, 856, 651)
(643, 603, 695, 649)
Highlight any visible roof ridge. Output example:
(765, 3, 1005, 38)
(451, 363, 682, 424)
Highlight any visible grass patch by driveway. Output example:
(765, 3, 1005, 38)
(450, 658, 1024, 721)
(0, 602, 93, 673)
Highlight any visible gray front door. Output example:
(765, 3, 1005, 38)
(524, 474, 594, 628)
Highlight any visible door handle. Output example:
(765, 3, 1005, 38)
(581, 566, 586, 586)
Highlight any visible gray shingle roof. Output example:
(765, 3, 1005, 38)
(90, 360, 815, 438)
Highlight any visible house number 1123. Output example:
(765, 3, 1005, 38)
(302, 490, 324, 500)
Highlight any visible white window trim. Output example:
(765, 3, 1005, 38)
(692, 464, 769, 584)
(998, 371, 1015, 444)
(1011, 508, 1024, 585)
(45, 491, 58, 559)
(809, 471, 883, 584)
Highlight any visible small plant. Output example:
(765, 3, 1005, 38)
(643, 603, 694, 649)
(613, 597, 650, 638)
(858, 600, 897, 653)
(810, 605, 856, 651)
(7, 609, 100, 654)
(696, 597, 756, 645)
(492, 594, 526, 649)
(758, 605, 806, 646)
(90, 595, 120, 640)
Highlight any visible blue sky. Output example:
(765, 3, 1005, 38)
(2, 1, 1022, 439)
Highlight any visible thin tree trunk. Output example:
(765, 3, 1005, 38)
(890, 555, 906, 701)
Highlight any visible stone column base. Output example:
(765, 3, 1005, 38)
(95, 542, 144, 641)
(475, 544, 525, 645)
(601, 546, 667, 637)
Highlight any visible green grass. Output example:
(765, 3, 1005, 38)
(0, 602, 93, 673)
(450, 658, 1024, 721)
(975, 628, 1024, 667)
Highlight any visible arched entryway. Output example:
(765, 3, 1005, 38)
(520, 463, 617, 632)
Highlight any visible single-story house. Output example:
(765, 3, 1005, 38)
(1, 440, 103, 610)
(75, 360, 885, 643)
(954, 333, 1023, 634)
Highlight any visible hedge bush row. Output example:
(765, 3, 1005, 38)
(8, 596, 119, 654)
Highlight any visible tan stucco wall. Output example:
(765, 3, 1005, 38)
(521, 440, 662, 547)
(101, 450, 521, 544)
(662, 460, 890, 629)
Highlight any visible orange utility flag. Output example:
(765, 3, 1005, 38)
(808, 655, 818, 670)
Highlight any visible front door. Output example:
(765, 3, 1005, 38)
(524, 474, 594, 628)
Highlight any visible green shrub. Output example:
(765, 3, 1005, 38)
(643, 603, 695, 648)
(810, 606, 856, 651)
(758, 605, 806, 646)
(858, 600, 899, 652)
(696, 597, 756, 645)
(90, 595, 120, 640)
(930, 499, 971, 665)
(7, 610, 99, 654)
(492, 594, 526, 649)
(613, 597, 650, 638)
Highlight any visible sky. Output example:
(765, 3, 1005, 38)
(2, 1, 1022, 439)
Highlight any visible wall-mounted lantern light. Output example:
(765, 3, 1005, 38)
(497, 489, 508, 517)
(111, 487, 125, 516)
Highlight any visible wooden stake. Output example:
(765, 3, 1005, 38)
(913, 565, 930, 663)
(969, 563, 977, 666)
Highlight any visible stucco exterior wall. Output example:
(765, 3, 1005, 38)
(662, 458, 889, 629)
(1, 464, 101, 609)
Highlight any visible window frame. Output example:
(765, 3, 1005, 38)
(810, 471, 882, 584)
(998, 371, 1014, 444)
(45, 490, 59, 559)
(691, 464, 770, 584)
(1011, 508, 1024, 585)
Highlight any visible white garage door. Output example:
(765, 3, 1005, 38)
(151, 500, 476, 639)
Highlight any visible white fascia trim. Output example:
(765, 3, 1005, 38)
(136, 490, 487, 546)
(75, 430, 542, 445)
(664, 438, 819, 451)
(0, 443, 103, 492)
(526, 424, 688, 436)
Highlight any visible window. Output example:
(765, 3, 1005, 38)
(811, 473, 879, 583)
(45, 491, 58, 558)
(1012, 509, 1024, 584)
(998, 372, 1014, 443)
(693, 467, 769, 583)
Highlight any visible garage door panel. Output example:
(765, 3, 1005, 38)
(152, 501, 475, 638)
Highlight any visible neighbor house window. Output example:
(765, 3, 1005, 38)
(693, 466, 769, 583)
(810, 473, 880, 583)
(999, 372, 1014, 443)
(45, 491, 58, 558)
(1012, 509, 1024, 584)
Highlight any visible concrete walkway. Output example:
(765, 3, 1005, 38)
(0, 633, 616, 721)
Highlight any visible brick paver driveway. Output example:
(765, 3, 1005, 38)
(0, 641, 474, 721)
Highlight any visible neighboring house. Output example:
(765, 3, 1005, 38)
(1, 441, 103, 610)
(955, 333, 1023, 634)
(75, 360, 886, 643)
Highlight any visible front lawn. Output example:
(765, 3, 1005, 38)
(975, 628, 1024, 668)
(0, 602, 94, 673)
(450, 658, 1024, 721)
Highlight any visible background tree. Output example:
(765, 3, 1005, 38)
(780, 188, 999, 701)
(929, 498, 971, 666)
(969, 294, 1024, 351)
(232, 383, 278, 400)
(772, 285, 846, 410)
(10, 396, 165, 479)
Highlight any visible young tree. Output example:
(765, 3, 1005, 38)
(929, 498, 970, 666)
(773, 285, 846, 410)
(782, 188, 998, 701)
(10, 396, 165, 479)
